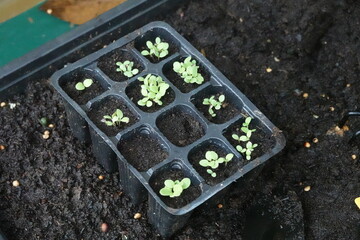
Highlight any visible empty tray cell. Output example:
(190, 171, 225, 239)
(156, 105, 206, 147)
(149, 160, 202, 209)
(97, 48, 144, 82)
(163, 55, 210, 93)
(87, 95, 139, 136)
(134, 27, 180, 63)
(59, 68, 109, 105)
(118, 125, 169, 172)
(188, 139, 242, 186)
(125, 73, 175, 113)
(191, 85, 242, 124)
(223, 116, 276, 161)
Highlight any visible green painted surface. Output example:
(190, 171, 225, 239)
(0, 3, 76, 67)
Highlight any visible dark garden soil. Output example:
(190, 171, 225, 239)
(118, 133, 168, 172)
(87, 96, 138, 136)
(61, 73, 106, 105)
(149, 169, 201, 209)
(1, 0, 360, 239)
(97, 48, 144, 82)
(126, 79, 175, 113)
(163, 56, 210, 93)
(192, 92, 241, 124)
(188, 143, 242, 186)
(156, 109, 205, 147)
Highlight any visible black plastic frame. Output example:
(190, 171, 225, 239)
(0, 0, 184, 100)
(50, 21, 286, 238)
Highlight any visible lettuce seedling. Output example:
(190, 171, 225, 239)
(141, 37, 169, 59)
(116, 60, 139, 78)
(75, 78, 93, 91)
(101, 109, 129, 127)
(202, 94, 225, 117)
(137, 74, 170, 107)
(173, 56, 204, 84)
(232, 117, 258, 160)
(236, 141, 258, 161)
(159, 178, 191, 198)
(199, 150, 234, 177)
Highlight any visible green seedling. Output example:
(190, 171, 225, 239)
(101, 109, 129, 127)
(141, 37, 169, 59)
(116, 60, 139, 78)
(173, 56, 204, 84)
(236, 141, 258, 161)
(232, 117, 258, 160)
(75, 78, 93, 91)
(199, 150, 234, 177)
(39, 117, 48, 127)
(137, 74, 170, 107)
(159, 178, 191, 198)
(202, 94, 225, 117)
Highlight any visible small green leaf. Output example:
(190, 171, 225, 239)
(239, 136, 248, 142)
(181, 178, 191, 189)
(122, 117, 130, 123)
(83, 78, 93, 87)
(226, 153, 234, 161)
(75, 82, 85, 91)
(199, 159, 209, 167)
(141, 50, 150, 56)
(160, 188, 172, 196)
(164, 180, 174, 188)
(232, 134, 239, 140)
(218, 95, 225, 102)
(206, 151, 218, 161)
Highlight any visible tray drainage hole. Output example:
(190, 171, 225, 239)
(139, 126, 151, 135)
(171, 163, 182, 170)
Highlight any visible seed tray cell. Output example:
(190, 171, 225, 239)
(50, 21, 285, 238)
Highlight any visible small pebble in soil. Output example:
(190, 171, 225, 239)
(355, 197, 360, 209)
(43, 130, 50, 139)
(329, 107, 335, 111)
(134, 213, 142, 219)
(0, 145, 5, 150)
(304, 142, 311, 148)
(98, 175, 104, 180)
(48, 124, 55, 128)
(302, 93, 309, 98)
(266, 67, 272, 73)
(100, 223, 108, 232)
(46, 9, 53, 14)
(201, 48, 206, 56)
(0, 102, 6, 107)
(342, 125, 349, 131)
(12, 180, 20, 187)
(313, 138, 319, 143)
(346, 83, 351, 87)
(304, 186, 311, 192)
(217, 204, 223, 209)
(351, 155, 357, 160)
(274, 57, 280, 62)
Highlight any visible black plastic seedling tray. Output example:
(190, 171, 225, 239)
(50, 21, 286, 237)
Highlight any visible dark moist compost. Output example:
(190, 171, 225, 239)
(87, 96, 138, 136)
(156, 109, 205, 147)
(1, 0, 360, 239)
(149, 169, 201, 209)
(188, 143, 242, 186)
(97, 48, 144, 82)
(117, 133, 168, 172)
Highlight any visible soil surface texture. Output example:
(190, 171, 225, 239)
(1, 0, 360, 239)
